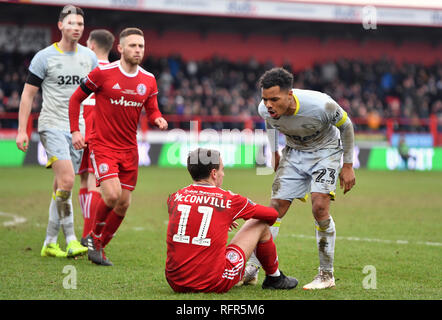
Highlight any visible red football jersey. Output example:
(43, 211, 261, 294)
(76, 60, 162, 150)
(82, 59, 109, 142)
(165, 184, 277, 291)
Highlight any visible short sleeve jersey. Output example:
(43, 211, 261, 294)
(165, 184, 258, 291)
(81, 61, 161, 151)
(258, 88, 348, 152)
(29, 43, 98, 133)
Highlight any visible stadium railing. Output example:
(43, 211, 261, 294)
(0, 112, 440, 146)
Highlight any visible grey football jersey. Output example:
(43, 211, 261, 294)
(29, 43, 98, 132)
(258, 89, 349, 153)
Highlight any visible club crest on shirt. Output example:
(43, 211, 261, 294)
(99, 163, 109, 174)
(227, 250, 240, 263)
(136, 83, 147, 96)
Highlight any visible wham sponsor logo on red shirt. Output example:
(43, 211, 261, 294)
(110, 96, 144, 107)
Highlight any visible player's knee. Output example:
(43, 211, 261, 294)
(246, 219, 271, 240)
(270, 199, 290, 218)
(102, 190, 121, 208)
(312, 202, 329, 221)
(311, 193, 330, 220)
(260, 224, 272, 242)
(57, 174, 75, 191)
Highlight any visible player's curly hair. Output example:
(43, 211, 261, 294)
(187, 148, 221, 182)
(258, 67, 293, 90)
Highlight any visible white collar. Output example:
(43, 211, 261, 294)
(118, 61, 139, 78)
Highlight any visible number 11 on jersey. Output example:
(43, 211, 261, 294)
(173, 204, 213, 247)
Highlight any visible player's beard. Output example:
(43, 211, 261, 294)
(123, 53, 141, 67)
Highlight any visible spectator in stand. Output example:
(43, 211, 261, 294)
(0, 88, 6, 128)
(4, 90, 20, 128)
(1, 50, 441, 130)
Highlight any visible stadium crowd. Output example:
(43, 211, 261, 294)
(144, 54, 442, 131)
(1, 50, 441, 130)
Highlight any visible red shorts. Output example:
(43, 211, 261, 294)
(167, 244, 246, 294)
(78, 145, 94, 175)
(90, 147, 139, 191)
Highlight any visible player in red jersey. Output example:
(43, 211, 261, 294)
(69, 28, 168, 266)
(166, 148, 298, 293)
(78, 29, 115, 246)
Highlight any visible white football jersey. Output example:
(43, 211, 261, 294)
(258, 88, 348, 153)
(29, 43, 98, 133)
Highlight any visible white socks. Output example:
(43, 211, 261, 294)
(315, 216, 336, 273)
(247, 216, 336, 274)
(44, 190, 77, 246)
(44, 193, 60, 246)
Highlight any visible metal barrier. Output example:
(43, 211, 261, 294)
(1, 112, 440, 145)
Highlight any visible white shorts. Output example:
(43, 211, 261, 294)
(272, 146, 343, 202)
(39, 129, 83, 174)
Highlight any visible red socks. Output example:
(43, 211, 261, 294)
(79, 188, 91, 239)
(87, 191, 101, 235)
(255, 236, 279, 275)
(91, 197, 125, 248)
(92, 197, 113, 237)
(102, 211, 125, 247)
(79, 189, 103, 239)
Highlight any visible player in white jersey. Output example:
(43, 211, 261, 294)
(242, 67, 356, 290)
(16, 5, 98, 258)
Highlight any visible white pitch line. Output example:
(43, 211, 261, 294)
(159, 222, 442, 247)
(285, 233, 442, 247)
(0, 211, 27, 227)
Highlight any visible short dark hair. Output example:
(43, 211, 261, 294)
(59, 5, 84, 22)
(187, 148, 221, 182)
(89, 29, 115, 53)
(258, 67, 293, 90)
(119, 27, 144, 42)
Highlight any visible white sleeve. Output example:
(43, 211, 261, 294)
(338, 117, 355, 164)
(28, 50, 47, 80)
(265, 120, 280, 153)
(258, 100, 280, 152)
(322, 99, 354, 164)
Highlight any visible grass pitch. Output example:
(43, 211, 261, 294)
(0, 166, 441, 300)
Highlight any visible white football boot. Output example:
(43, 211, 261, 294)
(236, 263, 260, 286)
(303, 270, 335, 290)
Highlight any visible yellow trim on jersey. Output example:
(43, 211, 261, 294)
(46, 156, 58, 169)
(53, 42, 78, 54)
(292, 92, 300, 116)
(53, 43, 64, 54)
(335, 111, 348, 128)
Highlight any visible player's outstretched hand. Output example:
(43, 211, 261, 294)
(72, 131, 86, 150)
(16, 131, 29, 152)
(154, 117, 168, 130)
(339, 163, 356, 194)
